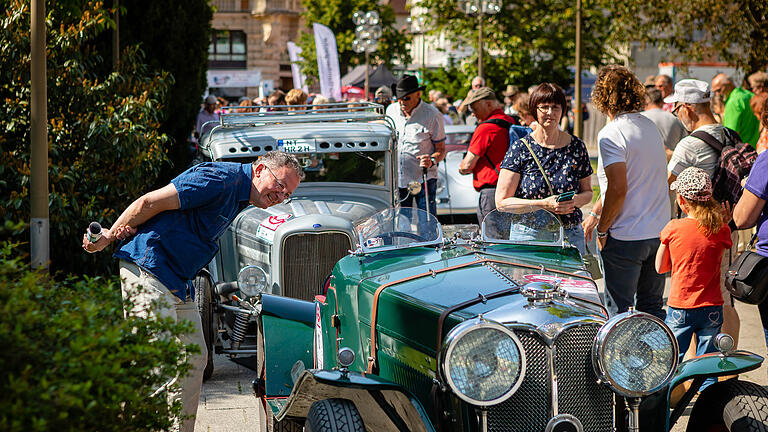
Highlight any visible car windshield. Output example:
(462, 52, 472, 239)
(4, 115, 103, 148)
(291, 151, 386, 185)
(355, 207, 443, 252)
(481, 208, 564, 246)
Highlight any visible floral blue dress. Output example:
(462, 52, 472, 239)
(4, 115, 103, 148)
(500, 134, 593, 227)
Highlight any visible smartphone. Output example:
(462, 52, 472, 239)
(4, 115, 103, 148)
(556, 191, 575, 202)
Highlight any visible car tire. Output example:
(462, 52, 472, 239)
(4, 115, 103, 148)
(194, 273, 215, 381)
(687, 379, 768, 432)
(304, 399, 365, 432)
(267, 411, 303, 432)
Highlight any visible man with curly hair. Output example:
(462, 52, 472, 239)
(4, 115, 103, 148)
(583, 65, 670, 319)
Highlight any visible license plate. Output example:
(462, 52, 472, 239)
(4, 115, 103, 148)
(277, 139, 315, 153)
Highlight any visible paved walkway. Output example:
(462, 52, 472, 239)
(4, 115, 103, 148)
(195, 277, 768, 432)
(195, 354, 265, 432)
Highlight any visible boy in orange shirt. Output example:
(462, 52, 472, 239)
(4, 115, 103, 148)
(656, 167, 732, 376)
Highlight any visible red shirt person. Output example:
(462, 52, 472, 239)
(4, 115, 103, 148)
(458, 87, 516, 224)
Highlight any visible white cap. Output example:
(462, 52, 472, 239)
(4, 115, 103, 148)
(663, 79, 711, 104)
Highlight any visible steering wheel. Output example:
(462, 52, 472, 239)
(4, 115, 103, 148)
(377, 231, 429, 243)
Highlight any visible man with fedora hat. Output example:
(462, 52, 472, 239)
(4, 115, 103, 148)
(386, 75, 446, 218)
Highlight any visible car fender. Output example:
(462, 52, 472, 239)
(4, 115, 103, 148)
(260, 294, 315, 397)
(668, 350, 764, 392)
(274, 369, 435, 432)
(660, 351, 764, 430)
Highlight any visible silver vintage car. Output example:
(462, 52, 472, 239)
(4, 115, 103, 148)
(194, 103, 398, 379)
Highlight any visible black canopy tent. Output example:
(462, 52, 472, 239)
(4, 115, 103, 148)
(341, 64, 397, 92)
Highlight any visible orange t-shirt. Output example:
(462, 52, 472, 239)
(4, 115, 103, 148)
(660, 218, 732, 309)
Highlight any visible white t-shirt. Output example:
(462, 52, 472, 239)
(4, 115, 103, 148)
(386, 101, 446, 187)
(667, 123, 725, 177)
(597, 112, 670, 240)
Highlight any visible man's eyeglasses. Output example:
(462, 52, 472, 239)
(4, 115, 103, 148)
(672, 103, 686, 115)
(399, 94, 415, 102)
(265, 165, 291, 199)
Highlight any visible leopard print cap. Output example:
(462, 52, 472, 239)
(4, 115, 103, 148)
(670, 166, 712, 201)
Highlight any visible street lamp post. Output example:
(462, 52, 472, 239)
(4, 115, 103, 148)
(352, 11, 382, 100)
(457, 0, 501, 80)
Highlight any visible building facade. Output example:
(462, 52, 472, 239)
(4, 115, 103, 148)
(208, 0, 302, 100)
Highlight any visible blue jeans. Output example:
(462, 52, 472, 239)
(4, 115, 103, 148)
(601, 235, 666, 320)
(666, 305, 723, 389)
(399, 178, 438, 221)
(565, 225, 587, 256)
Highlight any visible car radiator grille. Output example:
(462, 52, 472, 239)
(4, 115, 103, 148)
(488, 324, 613, 432)
(280, 232, 351, 301)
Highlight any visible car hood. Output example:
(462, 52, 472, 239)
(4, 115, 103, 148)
(348, 245, 606, 357)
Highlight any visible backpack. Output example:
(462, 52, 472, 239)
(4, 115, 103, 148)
(473, 118, 513, 174)
(690, 127, 757, 206)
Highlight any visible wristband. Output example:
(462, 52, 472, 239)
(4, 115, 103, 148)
(596, 230, 608, 239)
(430, 157, 437, 167)
(589, 211, 601, 219)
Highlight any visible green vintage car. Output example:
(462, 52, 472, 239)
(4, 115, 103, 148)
(248, 207, 768, 432)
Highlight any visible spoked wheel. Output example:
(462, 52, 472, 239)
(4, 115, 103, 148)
(687, 379, 768, 432)
(304, 399, 365, 432)
(194, 273, 215, 381)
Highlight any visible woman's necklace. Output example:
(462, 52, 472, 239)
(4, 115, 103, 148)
(535, 128, 564, 149)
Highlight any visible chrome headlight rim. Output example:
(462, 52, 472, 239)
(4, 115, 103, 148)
(593, 310, 679, 398)
(237, 265, 268, 298)
(439, 318, 526, 407)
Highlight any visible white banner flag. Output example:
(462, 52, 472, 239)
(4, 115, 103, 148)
(286, 42, 308, 92)
(313, 23, 342, 101)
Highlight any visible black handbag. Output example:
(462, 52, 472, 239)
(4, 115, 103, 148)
(726, 234, 768, 304)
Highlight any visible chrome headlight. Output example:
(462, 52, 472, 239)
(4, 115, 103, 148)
(440, 318, 525, 406)
(237, 265, 267, 298)
(593, 311, 678, 397)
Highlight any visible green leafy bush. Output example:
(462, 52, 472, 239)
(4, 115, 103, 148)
(0, 243, 196, 431)
(0, 0, 172, 276)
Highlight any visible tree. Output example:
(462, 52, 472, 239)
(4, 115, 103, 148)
(296, 0, 411, 86)
(598, 0, 768, 75)
(115, 0, 213, 174)
(0, 0, 172, 276)
(418, 0, 614, 96)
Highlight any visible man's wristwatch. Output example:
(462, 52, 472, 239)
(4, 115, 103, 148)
(596, 230, 608, 239)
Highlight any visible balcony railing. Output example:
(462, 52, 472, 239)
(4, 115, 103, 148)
(211, 0, 251, 12)
(212, 0, 302, 14)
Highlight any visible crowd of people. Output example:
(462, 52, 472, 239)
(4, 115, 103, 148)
(134, 65, 768, 428)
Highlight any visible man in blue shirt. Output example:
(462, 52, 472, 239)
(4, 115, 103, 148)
(82, 151, 303, 432)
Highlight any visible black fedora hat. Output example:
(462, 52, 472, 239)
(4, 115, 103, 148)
(391, 75, 426, 99)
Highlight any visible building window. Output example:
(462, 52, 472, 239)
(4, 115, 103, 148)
(209, 30, 247, 69)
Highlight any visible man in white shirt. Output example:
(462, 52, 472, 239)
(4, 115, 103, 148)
(386, 75, 446, 218)
(584, 65, 670, 319)
(665, 78, 742, 347)
(195, 95, 220, 139)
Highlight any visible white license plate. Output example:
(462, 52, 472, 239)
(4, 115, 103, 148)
(278, 139, 315, 153)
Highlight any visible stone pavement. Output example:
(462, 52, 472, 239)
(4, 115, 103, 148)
(195, 277, 768, 432)
(195, 354, 265, 432)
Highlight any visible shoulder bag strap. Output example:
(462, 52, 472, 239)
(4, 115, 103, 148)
(690, 130, 724, 153)
(521, 137, 555, 195)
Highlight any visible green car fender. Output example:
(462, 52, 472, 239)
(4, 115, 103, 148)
(259, 294, 315, 398)
(660, 350, 764, 430)
(276, 369, 436, 432)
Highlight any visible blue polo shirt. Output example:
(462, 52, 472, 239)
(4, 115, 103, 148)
(114, 162, 252, 299)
